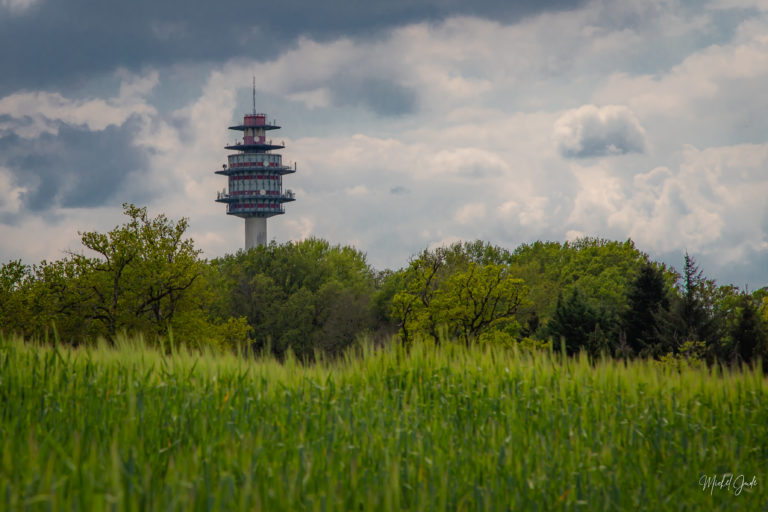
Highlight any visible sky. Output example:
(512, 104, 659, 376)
(1, 0, 767, 288)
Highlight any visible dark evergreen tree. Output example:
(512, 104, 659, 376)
(623, 262, 669, 356)
(680, 252, 711, 340)
(659, 252, 739, 365)
(545, 288, 604, 355)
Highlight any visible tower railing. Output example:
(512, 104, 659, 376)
(226, 204, 285, 214)
(216, 190, 296, 201)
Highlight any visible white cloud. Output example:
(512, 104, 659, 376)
(0, 206, 126, 265)
(0, 0, 38, 14)
(708, 0, 768, 10)
(564, 143, 768, 266)
(554, 104, 647, 158)
(202, 1, 714, 116)
(0, 167, 26, 215)
(345, 185, 369, 196)
(286, 89, 331, 109)
(454, 203, 486, 225)
(595, 21, 768, 120)
(0, 70, 158, 137)
(284, 216, 316, 241)
(567, 162, 626, 225)
(498, 196, 552, 228)
(428, 235, 463, 251)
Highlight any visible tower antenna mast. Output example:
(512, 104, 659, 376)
(252, 76, 256, 115)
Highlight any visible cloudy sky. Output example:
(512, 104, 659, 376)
(1, 0, 767, 287)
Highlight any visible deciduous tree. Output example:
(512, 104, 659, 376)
(392, 244, 527, 346)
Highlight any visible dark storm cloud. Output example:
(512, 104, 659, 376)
(0, 0, 586, 96)
(331, 78, 417, 116)
(0, 116, 151, 214)
(390, 185, 409, 195)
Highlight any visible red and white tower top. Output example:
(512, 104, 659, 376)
(215, 80, 296, 249)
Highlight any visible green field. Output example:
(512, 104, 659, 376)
(1, 336, 766, 511)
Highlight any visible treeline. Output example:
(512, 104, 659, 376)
(1, 204, 767, 366)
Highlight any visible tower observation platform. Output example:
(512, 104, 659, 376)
(215, 107, 296, 249)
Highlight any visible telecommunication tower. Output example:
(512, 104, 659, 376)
(215, 81, 296, 249)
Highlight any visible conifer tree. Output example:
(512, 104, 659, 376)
(545, 287, 603, 355)
(623, 262, 669, 356)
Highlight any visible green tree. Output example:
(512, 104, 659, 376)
(545, 287, 606, 356)
(435, 263, 526, 346)
(392, 243, 527, 346)
(622, 262, 671, 356)
(726, 293, 767, 365)
(71, 203, 204, 342)
(680, 252, 706, 339)
(207, 238, 377, 359)
(370, 269, 406, 338)
(391, 247, 444, 344)
(28, 258, 95, 343)
(665, 252, 727, 361)
(0, 260, 31, 336)
(314, 279, 373, 357)
(509, 238, 648, 338)
(2, 204, 237, 348)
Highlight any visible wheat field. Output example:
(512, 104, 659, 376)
(1, 336, 766, 511)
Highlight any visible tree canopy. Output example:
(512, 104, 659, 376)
(1, 208, 766, 367)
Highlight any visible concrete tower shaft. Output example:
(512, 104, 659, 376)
(245, 217, 267, 248)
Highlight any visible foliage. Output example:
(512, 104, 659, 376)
(207, 238, 377, 360)
(71, 204, 204, 340)
(392, 243, 527, 346)
(622, 261, 672, 356)
(2, 206, 767, 365)
(0, 204, 235, 349)
(544, 287, 610, 357)
(725, 292, 768, 366)
(657, 340, 707, 372)
(509, 237, 649, 331)
(370, 268, 405, 335)
(0, 260, 30, 333)
(677, 252, 721, 345)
